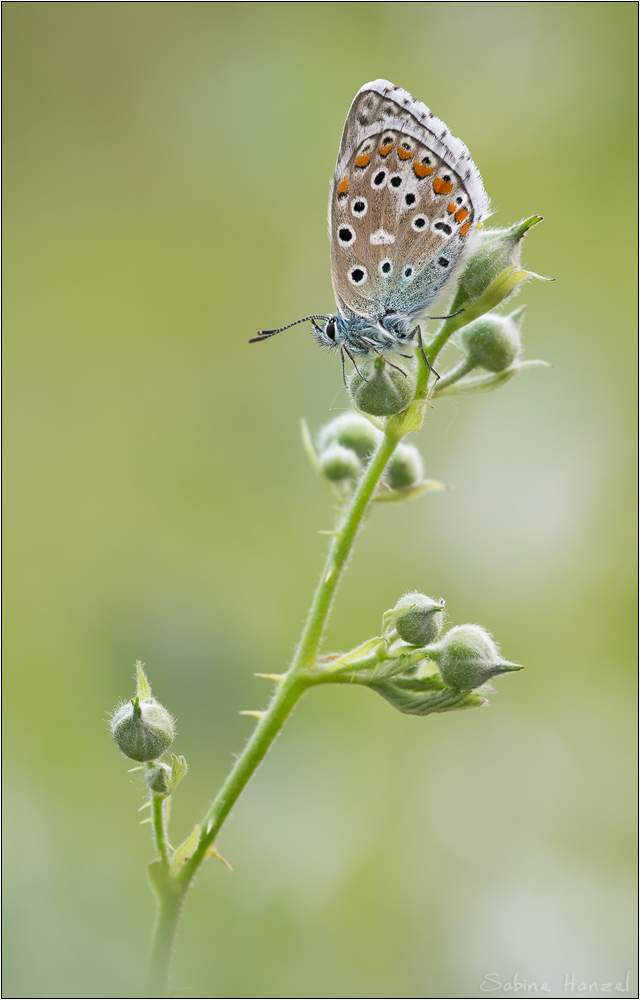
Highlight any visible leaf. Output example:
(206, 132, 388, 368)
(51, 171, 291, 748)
(434, 359, 551, 397)
(169, 823, 200, 879)
(386, 399, 427, 436)
(374, 478, 448, 503)
(167, 754, 188, 794)
(367, 677, 486, 715)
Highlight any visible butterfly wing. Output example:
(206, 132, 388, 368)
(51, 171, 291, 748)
(329, 80, 489, 325)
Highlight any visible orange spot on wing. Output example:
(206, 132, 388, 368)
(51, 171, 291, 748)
(398, 147, 413, 160)
(379, 143, 394, 156)
(414, 163, 434, 178)
(337, 176, 349, 195)
(433, 177, 454, 195)
(447, 202, 456, 214)
(459, 222, 471, 236)
(355, 153, 371, 168)
(455, 208, 469, 223)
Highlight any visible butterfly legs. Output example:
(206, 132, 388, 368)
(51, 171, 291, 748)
(340, 345, 369, 387)
(413, 326, 440, 383)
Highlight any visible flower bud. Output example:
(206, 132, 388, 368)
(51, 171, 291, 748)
(459, 307, 524, 373)
(451, 216, 542, 313)
(348, 357, 415, 416)
(145, 761, 172, 795)
(384, 444, 424, 490)
(110, 695, 176, 762)
(317, 412, 383, 460)
(319, 443, 361, 482)
(393, 592, 445, 645)
(426, 624, 522, 690)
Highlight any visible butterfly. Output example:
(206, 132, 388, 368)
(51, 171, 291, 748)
(251, 79, 489, 377)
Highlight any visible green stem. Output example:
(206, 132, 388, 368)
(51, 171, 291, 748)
(149, 393, 433, 990)
(176, 425, 400, 888)
(147, 883, 183, 998)
(151, 795, 170, 869)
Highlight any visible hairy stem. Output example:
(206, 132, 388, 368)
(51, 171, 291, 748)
(149, 372, 436, 992)
(151, 795, 170, 869)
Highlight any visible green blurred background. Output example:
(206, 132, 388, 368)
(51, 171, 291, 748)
(3, 3, 637, 997)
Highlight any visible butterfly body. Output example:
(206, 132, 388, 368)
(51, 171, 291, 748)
(253, 80, 489, 361)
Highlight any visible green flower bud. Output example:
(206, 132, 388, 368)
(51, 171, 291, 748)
(393, 592, 445, 645)
(459, 307, 524, 373)
(384, 443, 424, 490)
(320, 443, 361, 482)
(426, 624, 522, 690)
(317, 412, 383, 459)
(348, 356, 415, 416)
(145, 761, 172, 795)
(451, 216, 543, 313)
(110, 695, 176, 762)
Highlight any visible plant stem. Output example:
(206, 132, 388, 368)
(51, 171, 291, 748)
(147, 883, 183, 998)
(148, 388, 431, 992)
(151, 795, 170, 868)
(177, 424, 400, 886)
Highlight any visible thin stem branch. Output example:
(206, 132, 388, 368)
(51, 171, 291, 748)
(176, 426, 400, 889)
(151, 796, 170, 869)
(149, 341, 451, 990)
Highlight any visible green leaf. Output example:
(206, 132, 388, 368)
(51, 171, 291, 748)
(434, 359, 551, 397)
(386, 399, 427, 436)
(374, 478, 447, 503)
(167, 754, 188, 794)
(169, 822, 200, 879)
(367, 677, 487, 715)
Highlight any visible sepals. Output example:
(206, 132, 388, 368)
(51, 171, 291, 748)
(426, 623, 522, 690)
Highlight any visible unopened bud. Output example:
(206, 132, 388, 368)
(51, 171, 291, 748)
(348, 357, 415, 416)
(320, 444, 361, 482)
(317, 412, 383, 459)
(145, 761, 172, 795)
(384, 444, 424, 490)
(110, 696, 176, 762)
(459, 307, 524, 373)
(392, 592, 445, 645)
(427, 624, 522, 690)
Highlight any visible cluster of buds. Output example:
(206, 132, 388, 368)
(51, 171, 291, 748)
(304, 412, 445, 504)
(316, 592, 522, 715)
(110, 662, 187, 799)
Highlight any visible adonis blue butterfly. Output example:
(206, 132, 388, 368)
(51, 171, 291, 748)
(251, 80, 489, 374)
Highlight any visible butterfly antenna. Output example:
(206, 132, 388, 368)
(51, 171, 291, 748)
(249, 316, 328, 344)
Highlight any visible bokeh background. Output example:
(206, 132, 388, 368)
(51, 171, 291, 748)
(3, 3, 637, 998)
